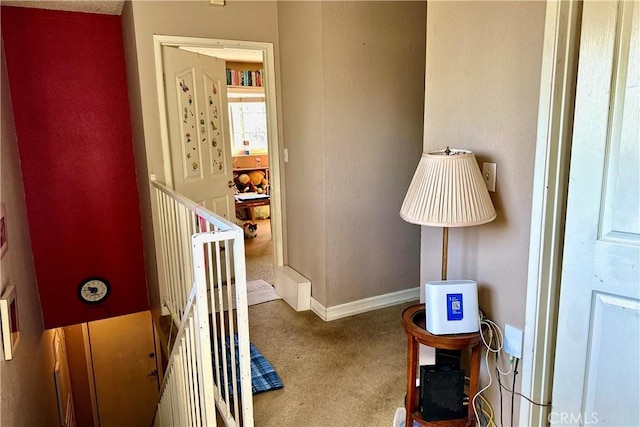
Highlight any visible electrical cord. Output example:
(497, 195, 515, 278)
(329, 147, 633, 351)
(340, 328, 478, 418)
(481, 317, 513, 376)
(511, 358, 519, 427)
(476, 393, 497, 427)
(473, 314, 552, 427)
(473, 320, 500, 426)
(496, 353, 504, 427)
(473, 316, 523, 426)
(477, 393, 485, 427)
(496, 377, 552, 407)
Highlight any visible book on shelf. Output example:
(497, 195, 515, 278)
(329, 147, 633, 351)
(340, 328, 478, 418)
(226, 68, 263, 87)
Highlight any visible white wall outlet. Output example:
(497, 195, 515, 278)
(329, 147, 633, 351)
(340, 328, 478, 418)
(482, 162, 496, 192)
(504, 324, 523, 359)
(283, 148, 289, 163)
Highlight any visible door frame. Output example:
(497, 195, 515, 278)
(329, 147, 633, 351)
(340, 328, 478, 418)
(153, 35, 284, 268)
(519, 1, 582, 425)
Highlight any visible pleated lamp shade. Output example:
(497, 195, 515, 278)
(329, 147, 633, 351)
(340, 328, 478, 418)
(400, 149, 496, 227)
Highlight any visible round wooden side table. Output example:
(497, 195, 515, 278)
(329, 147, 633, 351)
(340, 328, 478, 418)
(401, 304, 482, 427)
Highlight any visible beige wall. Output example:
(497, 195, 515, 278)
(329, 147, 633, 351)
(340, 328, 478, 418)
(124, 1, 425, 311)
(121, 0, 281, 319)
(0, 44, 60, 427)
(278, 1, 426, 306)
(422, 0, 546, 417)
(277, 1, 328, 302)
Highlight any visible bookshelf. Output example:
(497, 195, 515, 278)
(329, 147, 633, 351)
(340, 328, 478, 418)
(226, 68, 263, 87)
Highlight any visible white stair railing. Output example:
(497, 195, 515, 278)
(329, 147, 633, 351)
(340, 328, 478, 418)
(152, 181, 254, 427)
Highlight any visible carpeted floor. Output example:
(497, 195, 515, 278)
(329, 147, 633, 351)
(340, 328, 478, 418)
(245, 218, 274, 284)
(248, 299, 417, 426)
(244, 215, 413, 426)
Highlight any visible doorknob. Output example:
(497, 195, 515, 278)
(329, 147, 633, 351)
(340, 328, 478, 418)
(147, 369, 158, 377)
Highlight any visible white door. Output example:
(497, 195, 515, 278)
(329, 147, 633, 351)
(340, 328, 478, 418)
(89, 311, 159, 427)
(551, 1, 639, 425)
(162, 46, 235, 220)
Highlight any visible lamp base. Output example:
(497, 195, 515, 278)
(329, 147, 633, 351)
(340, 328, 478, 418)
(424, 280, 479, 335)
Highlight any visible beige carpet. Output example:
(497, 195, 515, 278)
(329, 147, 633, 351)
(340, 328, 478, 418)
(245, 219, 274, 284)
(243, 218, 411, 426)
(248, 299, 417, 426)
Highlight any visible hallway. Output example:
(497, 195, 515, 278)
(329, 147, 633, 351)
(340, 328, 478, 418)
(244, 218, 274, 285)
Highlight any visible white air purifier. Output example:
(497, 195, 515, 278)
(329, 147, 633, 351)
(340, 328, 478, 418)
(424, 280, 479, 335)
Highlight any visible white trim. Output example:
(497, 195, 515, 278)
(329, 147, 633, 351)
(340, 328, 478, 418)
(152, 37, 174, 188)
(261, 40, 285, 268)
(520, 1, 581, 425)
(152, 34, 284, 266)
(310, 288, 420, 322)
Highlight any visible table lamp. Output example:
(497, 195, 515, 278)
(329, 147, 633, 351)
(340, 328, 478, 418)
(400, 147, 496, 334)
(400, 147, 496, 280)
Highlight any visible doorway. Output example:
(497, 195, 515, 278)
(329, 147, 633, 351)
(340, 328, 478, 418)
(521, 0, 640, 424)
(153, 35, 284, 287)
(63, 311, 159, 427)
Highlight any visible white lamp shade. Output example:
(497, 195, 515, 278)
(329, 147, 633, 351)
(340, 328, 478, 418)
(400, 149, 497, 227)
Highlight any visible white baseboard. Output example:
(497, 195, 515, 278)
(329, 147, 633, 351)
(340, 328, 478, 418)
(310, 287, 420, 322)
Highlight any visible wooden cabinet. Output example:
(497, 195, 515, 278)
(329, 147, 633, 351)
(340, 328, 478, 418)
(401, 304, 482, 427)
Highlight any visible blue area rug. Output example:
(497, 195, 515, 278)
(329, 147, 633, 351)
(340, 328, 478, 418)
(218, 335, 283, 395)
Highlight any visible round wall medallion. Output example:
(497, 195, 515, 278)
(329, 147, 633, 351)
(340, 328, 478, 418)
(77, 277, 111, 304)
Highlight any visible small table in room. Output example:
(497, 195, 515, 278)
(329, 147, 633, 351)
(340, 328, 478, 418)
(401, 304, 482, 427)
(234, 193, 270, 222)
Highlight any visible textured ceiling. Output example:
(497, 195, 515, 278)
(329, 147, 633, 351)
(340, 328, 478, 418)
(1, 0, 124, 15)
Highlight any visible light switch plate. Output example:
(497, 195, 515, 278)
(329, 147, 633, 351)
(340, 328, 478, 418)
(482, 162, 496, 192)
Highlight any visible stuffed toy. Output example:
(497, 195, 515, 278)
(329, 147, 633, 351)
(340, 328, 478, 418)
(234, 173, 257, 193)
(247, 170, 269, 194)
(233, 170, 269, 194)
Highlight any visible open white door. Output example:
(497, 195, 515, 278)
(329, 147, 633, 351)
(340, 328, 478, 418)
(162, 46, 235, 220)
(551, 1, 639, 425)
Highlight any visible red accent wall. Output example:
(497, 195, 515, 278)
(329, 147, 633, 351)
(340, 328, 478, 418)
(1, 7, 148, 328)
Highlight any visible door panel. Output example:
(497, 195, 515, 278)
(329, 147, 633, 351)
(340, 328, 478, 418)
(582, 293, 639, 424)
(89, 311, 158, 427)
(552, 1, 639, 425)
(162, 46, 235, 220)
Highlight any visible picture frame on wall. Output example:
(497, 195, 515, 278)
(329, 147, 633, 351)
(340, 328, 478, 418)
(1, 203, 7, 259)
(1, 285, 20, 360)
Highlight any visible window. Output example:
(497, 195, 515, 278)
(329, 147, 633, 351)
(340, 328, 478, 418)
(228, 93, 268, 156)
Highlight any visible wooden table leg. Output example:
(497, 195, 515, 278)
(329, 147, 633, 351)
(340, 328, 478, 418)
(406, 334, 418, 427)
(467, 344, 480, 422)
